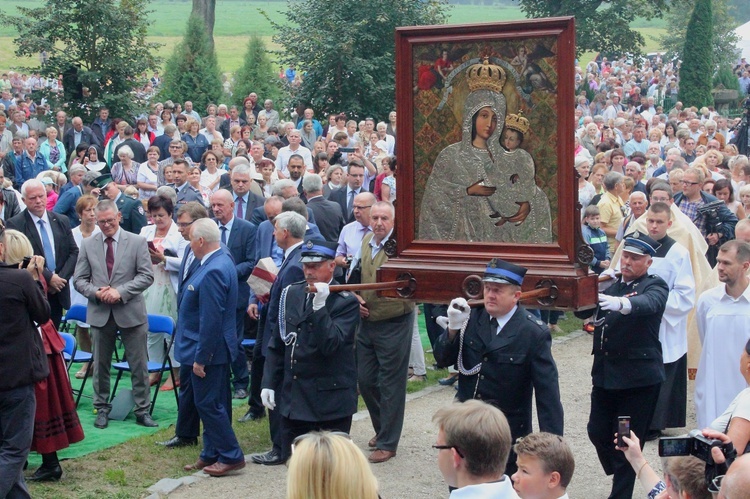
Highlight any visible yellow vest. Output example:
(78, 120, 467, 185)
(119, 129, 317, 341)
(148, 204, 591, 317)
(359, 233, 414, 322)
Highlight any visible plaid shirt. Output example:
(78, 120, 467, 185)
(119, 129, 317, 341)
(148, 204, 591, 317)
(679, 199, 707, 236)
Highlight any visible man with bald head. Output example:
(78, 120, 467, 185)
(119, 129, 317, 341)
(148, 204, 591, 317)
(719, 454, 750, 499)
(210, 188, 257, 400)
(62, 116, 98, 158)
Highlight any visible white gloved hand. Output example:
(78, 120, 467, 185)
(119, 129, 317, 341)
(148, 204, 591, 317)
(598, 293, 622, 312)
(447, 298, 470, 330)
(436, 316, 449, 330)
(261, 388, 276, 410)
(597, 268, 618, 292)
(312, 282, 330, 311)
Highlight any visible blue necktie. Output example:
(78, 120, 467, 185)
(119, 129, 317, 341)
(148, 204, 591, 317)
(37, 219, 56, 271)
(220, 225, 227, 245)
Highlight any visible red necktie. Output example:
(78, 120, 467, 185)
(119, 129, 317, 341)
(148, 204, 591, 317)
(105, 237, 115, 278)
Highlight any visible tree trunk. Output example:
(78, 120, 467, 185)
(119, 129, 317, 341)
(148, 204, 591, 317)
(191, 0, 216, 48)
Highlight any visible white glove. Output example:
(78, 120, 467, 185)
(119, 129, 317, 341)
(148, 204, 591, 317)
(598, 293, 622, 312)
(436, 316, 449, 330)
(598, 268, 618, 292)
(261, 388, 276, 410)
(447, 298, 470, 330)
(312, 282, 330, 311)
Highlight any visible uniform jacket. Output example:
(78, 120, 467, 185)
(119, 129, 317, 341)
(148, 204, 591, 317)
(175, 248, 238, 366)
(169, 183, 205, 216)
(263, 282, 360, 422)
(73, 229, 154, 328)
(115, 192, 148, 234)
(434, 305, 564, 441)
(7, 209, 78, 310)
(578, 273, 669, 390)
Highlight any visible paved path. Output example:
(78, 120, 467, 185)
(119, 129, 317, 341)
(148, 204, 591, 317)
(162, 332, 694, 499)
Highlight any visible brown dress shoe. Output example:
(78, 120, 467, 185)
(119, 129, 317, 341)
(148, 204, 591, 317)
(202, 460, 246, 477)
(368, 449, 396, 463)
(368, 436, 377, 448)
(183, 459, 214, 472)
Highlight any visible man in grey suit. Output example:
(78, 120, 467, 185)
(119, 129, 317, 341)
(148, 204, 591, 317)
(73, 199, 156, 429)
(303, 173, 344, 243)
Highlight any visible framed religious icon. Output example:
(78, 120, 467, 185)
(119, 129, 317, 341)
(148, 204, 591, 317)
(378, 17, 597, 309)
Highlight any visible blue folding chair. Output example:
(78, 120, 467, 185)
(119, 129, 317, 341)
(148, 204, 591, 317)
(110, 314, 178, 415)
(59, 331, 94, 407)
(241, 339, 256, 348)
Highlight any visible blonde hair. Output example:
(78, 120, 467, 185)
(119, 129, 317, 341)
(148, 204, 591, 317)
(286, 432, 379, 499)
(1, 229, 34, 265)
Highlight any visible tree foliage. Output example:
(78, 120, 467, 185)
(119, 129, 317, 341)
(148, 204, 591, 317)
(264, 0, 450, 121)
(159, 15, 224, 112)
(233, 36, 282, 107)
(659, 0, 740, 72)
(517, 0, 670, 57)
(678, 0, 714, 108)
(0, 0, 160, 120)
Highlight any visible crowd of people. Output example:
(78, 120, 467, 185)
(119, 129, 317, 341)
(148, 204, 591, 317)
(1, 49, 750, 498)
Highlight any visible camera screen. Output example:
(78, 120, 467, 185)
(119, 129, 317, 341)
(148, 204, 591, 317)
(659, 437, 691, 457)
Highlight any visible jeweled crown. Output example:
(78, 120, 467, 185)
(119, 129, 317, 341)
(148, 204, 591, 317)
(505, 112, 530, 136)
(467, 57, 506, 93)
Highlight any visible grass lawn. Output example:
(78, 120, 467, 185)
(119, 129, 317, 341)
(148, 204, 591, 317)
(0, 0, 668, 73)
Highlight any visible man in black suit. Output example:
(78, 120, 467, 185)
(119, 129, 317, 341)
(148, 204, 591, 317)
(7, 179, 78, 327)
(152, 125, 178, 161)
(285, 155, 307, 204)
(62, 117, 98, 161)
(249, 211, 306, 466)
(434, 257, 564, 476)
(328, 162, 366, 223)
(248, 180, 317, 226)
(112, 125, 147, 163)
(218, 157, 265, 199)
(262, 240, 360, 462)
(210, 189, 257, 400)
(576, 233, 668, 499)
(303, 174, 344, 242)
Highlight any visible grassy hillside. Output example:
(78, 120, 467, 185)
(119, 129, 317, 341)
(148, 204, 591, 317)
(0, 0, 667, 73)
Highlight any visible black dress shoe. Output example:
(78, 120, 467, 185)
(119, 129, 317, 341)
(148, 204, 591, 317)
(94, 411, 109, 429)
(28, 464, 63, 482)
(237, 409, 265, 423)
(250, 449, 284, 466)
(136, 413, 159, 428)
(233, 388, 249, 400)
(157, 435, 198, 448)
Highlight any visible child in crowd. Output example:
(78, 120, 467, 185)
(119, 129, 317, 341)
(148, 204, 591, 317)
(512, 432, 575, 499)
(581, 204, 611, 333)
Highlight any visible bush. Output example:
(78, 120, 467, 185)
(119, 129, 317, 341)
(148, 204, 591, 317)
(233, 36, 281, 107)
(678, 0, 714, 108)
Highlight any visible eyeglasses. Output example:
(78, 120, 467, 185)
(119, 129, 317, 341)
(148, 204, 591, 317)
(681, 180, 700, 186)
(353, 205, 372, 210)
(708, 474, 724, 494)
(432, 445, 464, 458)
(176, 221, 194, 229)
(97, 218, 118, 227)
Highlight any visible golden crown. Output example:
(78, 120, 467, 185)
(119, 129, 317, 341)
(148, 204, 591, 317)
(505, 112, 530, 136)
(466, 57, 506, 93)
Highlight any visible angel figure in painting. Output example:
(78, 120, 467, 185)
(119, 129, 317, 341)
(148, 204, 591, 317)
(418, 58, 552, 243)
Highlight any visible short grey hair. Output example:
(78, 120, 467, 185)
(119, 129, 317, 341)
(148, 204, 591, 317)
(156, 185, 177, 205)
(603, 171, 623, 191)
(273, 211, 306, 239)
(302, 173, 323, 193)
(21, 179, 44, 197)
(82, 171, 101, 186)
(281, 197, 308, 219)
(117, 145, 134, 159)
(629, 191, 647, 202)
(191, 218, 220, 243)
(231, 163, 252, 177)
(96, 199, 119, 214)
(272, 179, 296, 197)
(69, 164, 87, 176)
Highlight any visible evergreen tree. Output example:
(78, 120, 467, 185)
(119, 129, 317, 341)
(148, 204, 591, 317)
(678, 0, 714, 108)
(159, 15, 224, 112)
(233, 36, 282, 107)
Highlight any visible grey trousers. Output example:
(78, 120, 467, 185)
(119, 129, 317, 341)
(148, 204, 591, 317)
(357, 312, 414, 452)
(92, 314, 151, 416)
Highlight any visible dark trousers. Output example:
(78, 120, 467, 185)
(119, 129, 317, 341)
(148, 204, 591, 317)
(247, 341, 265, 417)
(357, 312, 413, 452)
(423, 303, 447, 349)
(230, 308, 250, 391)
(280, 415, 352, 462)
(193, 363, 244, 465)
(650, 354, 687, 430)
(49, 292, 64, 330)
(0, 384, 36, 499)
(588, 383, 661, 499)
(175, 364, 200, 439)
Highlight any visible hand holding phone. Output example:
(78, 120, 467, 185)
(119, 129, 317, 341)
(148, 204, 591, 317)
(617, 416, 631, 448)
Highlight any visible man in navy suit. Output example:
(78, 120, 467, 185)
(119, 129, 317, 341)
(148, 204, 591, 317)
(157, 202, 209, 449)
(210, 189, 257, 400)
(248, 211, 306, 466)
(328, 162, 367, 223)
(176, 219, 245, 477)
(8, 179, 78, 327)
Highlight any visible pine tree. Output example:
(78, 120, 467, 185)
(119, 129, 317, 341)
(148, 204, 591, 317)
(678, 0, 715, 108)
(159, 15, 224, 112)
(233, 36, 281, 107)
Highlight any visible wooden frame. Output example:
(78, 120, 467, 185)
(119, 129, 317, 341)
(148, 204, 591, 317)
(378, 17, 597, 309)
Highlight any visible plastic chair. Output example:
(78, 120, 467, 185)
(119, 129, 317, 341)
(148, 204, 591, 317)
(109, 314, 178, 415)
(241, 339, 256, 348)
(59, 331, 94, 407)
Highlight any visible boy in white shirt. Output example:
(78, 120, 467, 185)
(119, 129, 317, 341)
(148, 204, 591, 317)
(512, 432, 575, 499)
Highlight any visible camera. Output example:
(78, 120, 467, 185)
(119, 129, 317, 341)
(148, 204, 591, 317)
(21, 256, 31, 269)
(338, 147, 356, 153)
(697, 200, 725, 235)
(659, 430, 727, 464)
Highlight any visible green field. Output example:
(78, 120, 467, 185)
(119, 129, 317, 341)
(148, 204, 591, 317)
(0, 0, 667, 73)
